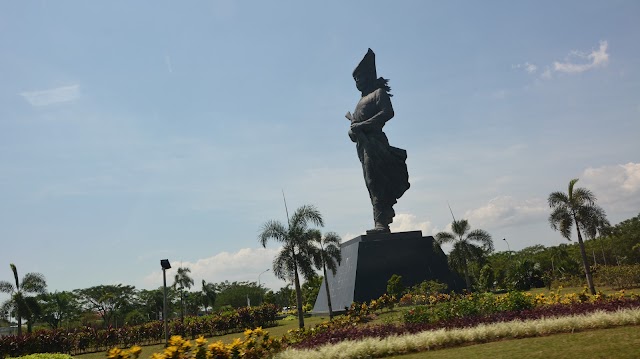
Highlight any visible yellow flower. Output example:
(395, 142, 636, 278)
(195, 336, 207, 347)
(129, 346, 142, 358)
(252, 326, 265, 337)
(244, 328, 254, 337)
(169, 335, 184, 346)
(107, 348, 125, 359)
(150, 353, 165, 359)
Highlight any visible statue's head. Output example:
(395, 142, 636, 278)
(353, 48, 377, 92)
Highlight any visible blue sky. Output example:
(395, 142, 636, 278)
(1, 1, 639, 297)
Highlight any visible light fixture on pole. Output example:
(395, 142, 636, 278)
(503, 238, 511, 252)
(258, 268, 270, 305)
(160, 259, 171, 346)
(258, 268, 270, 287)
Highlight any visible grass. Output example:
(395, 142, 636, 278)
(386, 325, 640, 359)
(276, 308, 640, 358)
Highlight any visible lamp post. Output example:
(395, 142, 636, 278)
(258, 269, 270, 287)
(502, 238, 511, 253)
(160, 259, 171, 346)
(258, 269, 270, 305)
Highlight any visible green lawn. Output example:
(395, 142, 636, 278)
(387, 325, 640, 359)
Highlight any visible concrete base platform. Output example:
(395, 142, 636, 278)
(312, 230, 461, 313)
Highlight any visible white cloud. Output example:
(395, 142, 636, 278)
(513, 62, 538, 74)
(580, 162, 640, 212)
(390, 213, 433, 235)
(20, 84, 80, 106)
(142, 247, 284, 290)
(465, 196, 547, 229)
(553, 41, 609, 74)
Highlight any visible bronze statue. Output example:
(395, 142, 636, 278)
(346, 49, 410, 234)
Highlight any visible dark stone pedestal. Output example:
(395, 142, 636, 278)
(313, 230, 461, 313)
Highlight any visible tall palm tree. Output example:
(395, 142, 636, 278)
(548, 178, 609, 295)
(201, 280, 216, 314)
(309, 230, 342, 319)
(0, 264, 47, 335)
(173, 267, 194, 321)
(259, 204, 323, 329)
(435, 219, 493, 290)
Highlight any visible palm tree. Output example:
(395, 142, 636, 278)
(201, 280, 217, 314)
(0, 264, 47, 335)
(173, 267, 194, 321)
(309, 230, 342, 319)
(548, 178, 609, 295)
(435, 219, 493, 290)
(259, 204, 323, 329)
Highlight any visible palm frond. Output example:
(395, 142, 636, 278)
(549, 206, 573, 240)
(0, 281, 14, 294)
(572, 187, 595, 207)
(258, 220, 288, 247)
(289, 204, 324, 230)
(21, 273, 47, 294)
(10, 264, 19, 289)
(466, 229, 493, 252)
(272, 249, 295, 281)
(451, 219, 470, 238)
(548, 191, 569, 208)
(322, 232, 342, 247)
(435, 231, 456, 245)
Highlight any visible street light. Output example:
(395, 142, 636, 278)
(258, 269, 270, 305)
(503, 238, 511, 253)
(160, 259, 171, 346)
(258, 269, 270, 287)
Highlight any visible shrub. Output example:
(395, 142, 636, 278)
(595, 264, 640, 289)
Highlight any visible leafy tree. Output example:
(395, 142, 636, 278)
(0, 264, 47, 335)
(386, 274, 404, 297)
(436, 219, 494, 290)
(201, 280, 217, 314)
(173, 267, 194, 321)
(213, 281, 265, 309)
(75, 284, 136, 327)
(509, 259, 544, 290)
(309, 230, 342, 319)
(37, 291, 81, 329)
(478, 264, 495, 292)
(138, 288, 166, 321)
(300, 275, 323, 308)
(259, 204, 324, 328)
(548, 178, 610, 294)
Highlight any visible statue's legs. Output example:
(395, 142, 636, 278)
(367, 199, 395, 234)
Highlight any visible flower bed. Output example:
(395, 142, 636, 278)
(0, 304, 278, 358)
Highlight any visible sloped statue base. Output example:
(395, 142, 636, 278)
(312, 231, 462, 313)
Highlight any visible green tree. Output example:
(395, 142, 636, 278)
(173, 267, 194, 321)
(259, 204, 324, 328)
(138, 288, 165, 321)
(38, 291, 81, 329)
(478, 264, 495, 292)
(310, 230, 342, 319)
(548, 178, 610, 295)
(436, 219, 494, 290)
(0, 264, 47, 335)
(386, 274, 404, 297)
(201, 280, 217, 314)
(75, 284, 136, 327)
(300, 275, 323, 309)
(212, 281, 264, 309)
